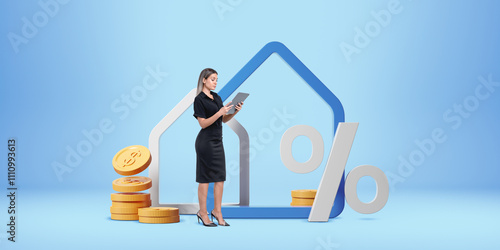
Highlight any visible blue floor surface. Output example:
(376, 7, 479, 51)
(1, 189, 499, 249)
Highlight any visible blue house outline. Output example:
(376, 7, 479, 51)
(218, 41, 347, 218)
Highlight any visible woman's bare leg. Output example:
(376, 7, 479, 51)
(198, 183, 212, 223)
(213, 181, 226, 224)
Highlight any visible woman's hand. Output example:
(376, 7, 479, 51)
(234, 101, 244, 113)
(218, 101, 234, 116)
(221, 101, 243, 123)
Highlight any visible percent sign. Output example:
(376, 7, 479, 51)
(280, 123, 389, 221)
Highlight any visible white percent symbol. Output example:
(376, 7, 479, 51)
(280, 123, 389, 221)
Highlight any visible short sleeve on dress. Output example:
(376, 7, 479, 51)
(193, 96, 207, 119)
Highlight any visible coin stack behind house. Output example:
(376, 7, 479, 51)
(110, 145, 153, 221)
(290, 189, 317, 206)
(138, 207, 180, 224)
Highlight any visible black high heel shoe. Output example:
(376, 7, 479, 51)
(197, 211, 217, 227)
(211, 210, 230, 226)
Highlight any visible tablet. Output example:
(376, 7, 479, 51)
(227, 92, 249, 114)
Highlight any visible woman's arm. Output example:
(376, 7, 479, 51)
(197, 112, 222, 129)
(197, 102, 234, 129)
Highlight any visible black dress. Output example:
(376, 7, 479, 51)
(193, 90, 226, 183)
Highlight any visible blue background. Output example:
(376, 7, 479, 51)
(1, 0, 499, 249)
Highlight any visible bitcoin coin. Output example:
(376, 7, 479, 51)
(291, 189, 317, 199)
(138, 207, 179, 217)
(111, 192, 150, 202)
(112, 145, 151, 176)
(111, 213, 139, 221)
(139, 216, 180, 224)
(290, 197, 315, 206)
(110, 206, 141, 214)
(112, 176, 152, 192)
(112, 200, 151, 208)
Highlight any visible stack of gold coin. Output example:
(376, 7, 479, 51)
(110, 145, 153, 221)
(138, 207, 180, 224)
(110, 192, 151, 220)
(290, 189, 317, 206)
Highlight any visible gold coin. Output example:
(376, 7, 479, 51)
(290, 197, 315, 206)
(112, 200, 151, 208)
(111, 213, 139, 221)
(291, 189, 317, 199)
(110, 206, 139, 214)
(111, 192, 150, 202)
(138, 207, 179, 217)
(112, 176, 152, 192)
(112, 145, 151, 176)
(139, 216, 180, 224)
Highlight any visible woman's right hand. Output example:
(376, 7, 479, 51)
(218, 101, 234, 116)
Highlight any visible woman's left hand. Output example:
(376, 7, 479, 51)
(234, 101, 244, 113)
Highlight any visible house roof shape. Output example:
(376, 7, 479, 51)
(218, 41, 345, 132)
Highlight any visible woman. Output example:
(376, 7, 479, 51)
(193, 68, 243, 227)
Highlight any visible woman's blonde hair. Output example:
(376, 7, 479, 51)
(197, 68, 218, 95)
